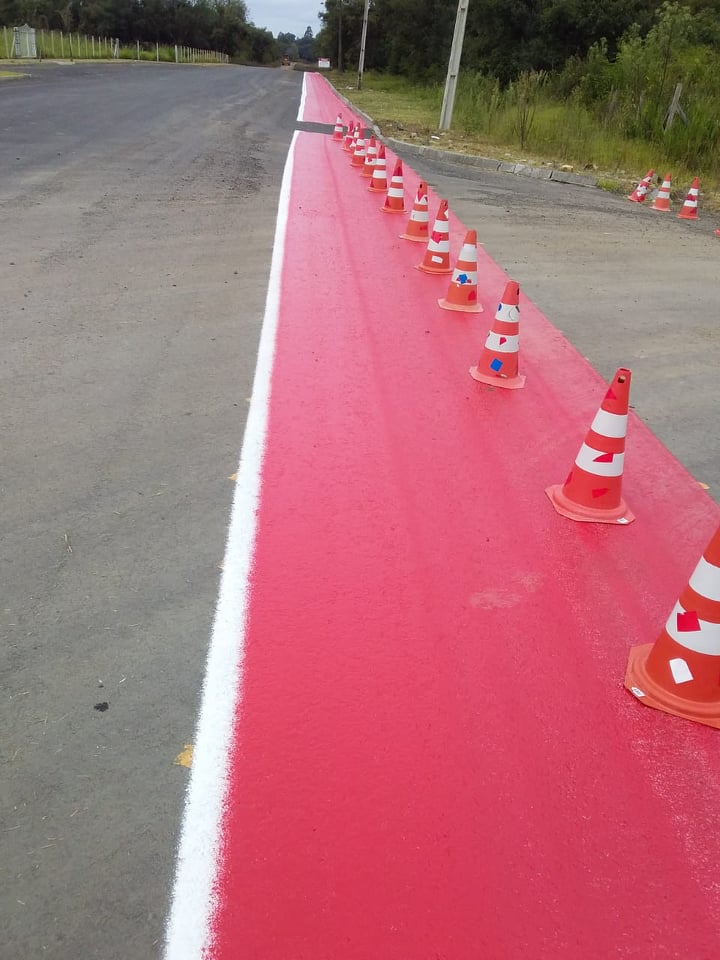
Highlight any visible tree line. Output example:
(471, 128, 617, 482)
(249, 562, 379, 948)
(317, 0, 720, 84)
(0, 0, 317, 63)
(316, 0, 720, 175)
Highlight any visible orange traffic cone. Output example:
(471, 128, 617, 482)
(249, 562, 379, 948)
(439, 230, 483, 313)
(651, 173, 672, 211)
(715, 229, 720, 237)
(332, 113, 344, 142)
(362, 136, 377, 177)
(343, 121, 356, 152)
(627, 169, 654, 203)
(625, 524, 720, 729)
(416, 200, 452, 274)
(381, 159, 406, 213)
(545, 368, 634, 524)
(678, 178, 700, 220)
(469, 281, 523, 387)
(368, 144, 388, 193)
(400, 182, 430, 242)
(351, 135, 367, 168)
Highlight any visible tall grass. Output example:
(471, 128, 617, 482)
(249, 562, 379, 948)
(336, 4, 720, 193)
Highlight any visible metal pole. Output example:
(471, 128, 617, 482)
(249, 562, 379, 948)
(337, 0, 342, 73)
(439, 0, 469, 131)
(357, 0, 370, 90)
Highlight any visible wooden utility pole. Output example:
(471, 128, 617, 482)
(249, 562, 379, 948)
(337, 0, 343, 72)
(439, 0, 469, 131)
(357, 0, 370, 90)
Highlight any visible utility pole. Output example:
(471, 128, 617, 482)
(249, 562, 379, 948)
(439, 0, 469, 131)
(357, 0, 370, 90)
(337, 0, 343, 72)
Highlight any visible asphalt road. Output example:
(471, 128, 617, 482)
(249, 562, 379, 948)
(1, 61, 300, 960)
(2, 61, 719, 960)
(401, 148, 720, 496)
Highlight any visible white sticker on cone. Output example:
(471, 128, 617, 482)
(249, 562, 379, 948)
(669, 658, 694, 684)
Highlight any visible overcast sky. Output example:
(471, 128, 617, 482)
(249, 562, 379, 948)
(248, 1, 322, 38)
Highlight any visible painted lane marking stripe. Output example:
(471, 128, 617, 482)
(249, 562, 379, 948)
(296, 72, 307, 122)
(163, 130, 299, 960)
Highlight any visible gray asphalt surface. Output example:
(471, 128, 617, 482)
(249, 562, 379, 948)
(1, 61, 300, 960)
(405, 150, 720, 497)
(2, 61, 719, 960)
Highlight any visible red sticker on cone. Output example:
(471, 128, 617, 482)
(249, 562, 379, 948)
(591, 488, 609, 498)
(593, 452, 614, 463)
(677, 610, 701, 632)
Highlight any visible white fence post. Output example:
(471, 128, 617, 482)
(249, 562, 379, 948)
(136, 39, 140, 60)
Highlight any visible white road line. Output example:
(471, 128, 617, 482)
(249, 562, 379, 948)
(296, 71, 307, 121)
(163, 130, 299, 960)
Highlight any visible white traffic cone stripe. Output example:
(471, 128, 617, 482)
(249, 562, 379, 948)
(456, 245, 477, 264)
(388, 185, 403, 198)
(665, 601, 720, 655)
(689, 557, 720, 602)
(485, 331, 519, 353)
(409, 209, 428, 222)
(575, 444, 625, 476)
(495, 304, 519, 324)
(590, 409, 628, 439)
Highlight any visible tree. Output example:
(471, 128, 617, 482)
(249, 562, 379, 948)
(297, 24, 315, 60)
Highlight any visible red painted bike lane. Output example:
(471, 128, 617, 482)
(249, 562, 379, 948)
(180, 77, 720, 959)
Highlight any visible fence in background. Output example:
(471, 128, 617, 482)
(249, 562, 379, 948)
(1, 27, 228, 64)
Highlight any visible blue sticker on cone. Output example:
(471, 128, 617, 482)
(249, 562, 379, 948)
(490, 358, 503, 372)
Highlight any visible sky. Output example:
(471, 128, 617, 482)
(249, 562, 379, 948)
(248, 1, 322, 38)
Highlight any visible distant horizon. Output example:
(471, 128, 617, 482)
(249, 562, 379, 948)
(247, 1, 321, 39)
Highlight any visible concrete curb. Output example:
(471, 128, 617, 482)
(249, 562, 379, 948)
(385, 137, 598, 188)
(329, 84, 598, 190)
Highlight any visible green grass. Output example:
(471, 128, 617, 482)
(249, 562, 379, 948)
(332, 71, 720, 207)
(22, 31, 226, 64)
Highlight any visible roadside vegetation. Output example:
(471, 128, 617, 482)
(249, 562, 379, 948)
(0, 0, 309, 64)
(317, 0, 720, 199)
